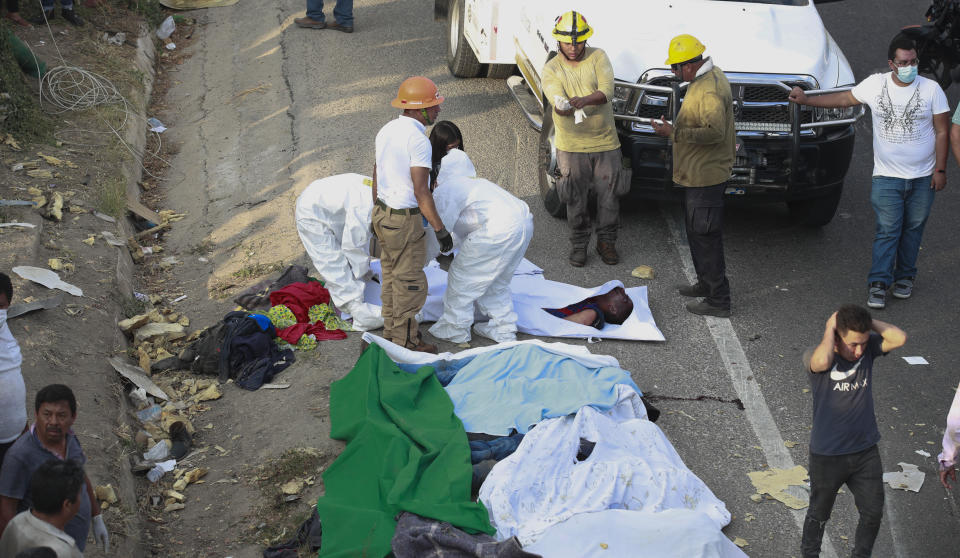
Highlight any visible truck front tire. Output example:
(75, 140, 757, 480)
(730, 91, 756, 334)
(538, 108, 567, 219)
(447, 0, 482, 78)
(788, 185, 842, 227)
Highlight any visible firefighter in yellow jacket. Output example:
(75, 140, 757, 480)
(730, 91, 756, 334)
(652, 34, 735, 317)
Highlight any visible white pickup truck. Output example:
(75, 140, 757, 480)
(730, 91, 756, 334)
(435, 0, 862, 226)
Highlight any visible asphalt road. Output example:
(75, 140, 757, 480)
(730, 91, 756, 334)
(165, 1, 960, 556)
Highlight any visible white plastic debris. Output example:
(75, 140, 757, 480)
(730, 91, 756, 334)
(156, 16, 176, 39)
(883, 463, 924, 492)
(0, 222, 36, 229)
(101, 231, 125, 247)
(915, 450, 931, 458)
(147, 117, 167, 133)
(12, 266, 83, 296)
(143, 441, 170, 461)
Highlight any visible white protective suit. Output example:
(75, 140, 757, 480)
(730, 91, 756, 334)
(427, 149, 534, 343)
(294, 173, 383, 331)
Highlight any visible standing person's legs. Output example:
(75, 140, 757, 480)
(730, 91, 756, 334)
(306, 0, 325, 21)
(845, 445, 885, 558)
(893, 174, 935, 284)
(556, 150, 592, 266)
(802, 452, 849, 558)
(684, 184, 730, 309)
(332, 0, 353, 26)
(592, 149, 631, 265)
(387, 213, 428, 348)
(372, 205, 397, 338)
(429, 235, 497, 343)
(474, 218, 532, 342)
(868, 176, 906, 288)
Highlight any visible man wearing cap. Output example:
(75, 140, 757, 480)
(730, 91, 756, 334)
(541, 11, 630, 268)
(651, 34, 735, 318)
(371, 76, 454, 353)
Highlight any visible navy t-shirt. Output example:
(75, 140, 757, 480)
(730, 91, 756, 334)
(808, 332, 885, 456)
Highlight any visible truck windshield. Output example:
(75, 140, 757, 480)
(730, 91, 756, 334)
(712, 0, 808, 5)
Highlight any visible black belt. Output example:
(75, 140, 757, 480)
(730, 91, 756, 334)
(376, 199, 420, 215)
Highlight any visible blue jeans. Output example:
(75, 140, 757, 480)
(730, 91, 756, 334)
(867, 175, 935, 287)
(306, 0, 352, 25)
(41, 0, 73, 9)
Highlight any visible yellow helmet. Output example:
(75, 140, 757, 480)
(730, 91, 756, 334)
(552, 11, 593, 44)
(665, 34, 706, 65)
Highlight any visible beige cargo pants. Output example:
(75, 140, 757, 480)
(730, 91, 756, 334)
(372, 202, 427, 348)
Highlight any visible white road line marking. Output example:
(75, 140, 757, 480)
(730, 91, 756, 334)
(663, 206, 838, 558)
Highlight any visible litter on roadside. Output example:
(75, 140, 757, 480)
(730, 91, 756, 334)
(12, 265, 83, 296)
(746, 465, 809, 510)
(101, 231, 125, 247)
(0, 222, 36, 228)
(902, 356, 929, 365)
(147, 117, 167, 133)
(108, 356, 170, 401)
(7, 294, 63, 320)
(883, 463, 924, 492)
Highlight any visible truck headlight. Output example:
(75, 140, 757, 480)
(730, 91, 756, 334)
(612, 85, 632, 115)
(815, 106, 857, 121)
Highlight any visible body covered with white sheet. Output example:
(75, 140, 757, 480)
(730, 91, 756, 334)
(479, 404, 733, 548)
(295, 173, 383, 330)
(427, 149, 534, 343)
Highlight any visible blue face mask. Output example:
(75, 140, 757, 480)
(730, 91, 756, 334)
(897, 65, 918, 84)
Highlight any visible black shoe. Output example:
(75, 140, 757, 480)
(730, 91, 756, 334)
(678, 282, 708, 297)
(29, 9, 53, 24)
(61, 8, 83, 26)
(686, 300, 731, 318)
(327, 21, 353, 33)
(569, 245, 586, 267)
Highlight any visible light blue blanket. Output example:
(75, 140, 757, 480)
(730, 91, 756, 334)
(443, 344, 640, 435)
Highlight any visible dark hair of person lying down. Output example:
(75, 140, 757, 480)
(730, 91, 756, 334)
(429, 120, 465, 183)
(30, 459, 84, 515)
(0, 271, 12, 304)
(595, 287, 633, 325)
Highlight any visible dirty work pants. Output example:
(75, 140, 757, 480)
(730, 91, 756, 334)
(429, 214, 533, 344)
(372, 204, 427, 348)
(801, 445, 884, 558)
(867, 175, 935, 287)
(683, 184, 730, 308)
(556, 149, 630, 248)
(306, 0, 353, 26)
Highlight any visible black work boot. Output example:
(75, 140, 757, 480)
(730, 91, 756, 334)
(678, 282, 708, 297)
(29, 9, 54, 24)
(596, 241, 619, 265)
(569, 245, 587, 267)
(61, 8, 83, 26)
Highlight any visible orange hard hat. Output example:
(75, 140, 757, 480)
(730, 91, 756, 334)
(391, 76, 444, 109)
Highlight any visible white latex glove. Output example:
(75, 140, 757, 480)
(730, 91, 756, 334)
(92, 514, 109, 553)
(552, 96, 586, 124)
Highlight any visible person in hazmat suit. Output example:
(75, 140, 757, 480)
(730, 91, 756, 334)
(426, 121, 534, 343)
(295, 173, 384, 331)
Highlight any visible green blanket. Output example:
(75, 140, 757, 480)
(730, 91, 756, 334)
(316, 344, 495, 557)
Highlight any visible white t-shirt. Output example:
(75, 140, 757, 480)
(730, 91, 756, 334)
(851, 73, 949, 179)
(374, 115, 432, 209)
(0, 311, 26, 443)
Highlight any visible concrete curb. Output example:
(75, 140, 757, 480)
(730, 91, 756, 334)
(109, 28, 157, 558)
